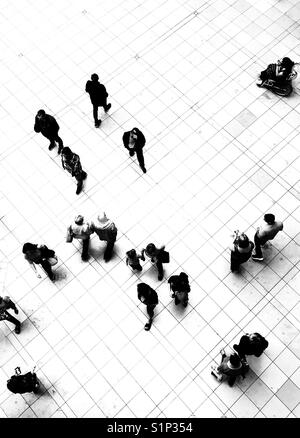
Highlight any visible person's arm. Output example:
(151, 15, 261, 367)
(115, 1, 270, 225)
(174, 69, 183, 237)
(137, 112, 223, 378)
(72, 155, 81, 176)
(85, 81, 90, 93)
(122, 132, 128, 148)
(61, 156, 65, 170)
(140, 249, 145, 261)
(137, 130, 146, 148)
(4, 297, 18, 314)
(29, 261, 42, 278)
(34, 117, 40, 133)
(126, 257, 129, 266)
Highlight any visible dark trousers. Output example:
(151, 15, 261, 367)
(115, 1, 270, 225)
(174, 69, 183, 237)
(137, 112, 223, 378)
(129, 262, 142, 271)
(43, 132, 63, 149)
(146, 304, 156, 319)
(156, 260, 163, 277)
(104, 239, 115, 259)
(254, 232, 266, 258)
(75, 170, 87, 183)
(93, 98, 108, 123)
(81, 238, 90, 259)
(3, 311, 20, 329)
(126, 146, 145, 169)
(40, 260, 54, 280)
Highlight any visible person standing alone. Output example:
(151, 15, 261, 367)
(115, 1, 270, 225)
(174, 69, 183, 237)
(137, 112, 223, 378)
(34, 109, 63, 153)
(85, 73, 111, 128)
(122, 127, 147, 173)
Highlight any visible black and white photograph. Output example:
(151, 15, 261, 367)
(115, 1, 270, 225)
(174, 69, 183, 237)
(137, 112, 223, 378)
(0, 0, 299, 422)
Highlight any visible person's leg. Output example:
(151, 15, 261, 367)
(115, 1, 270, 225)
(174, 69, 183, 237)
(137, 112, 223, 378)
(228, 375, 236, 387)
(54, 133, 64, 154)
(156, 260, 163, 281)
(104, 238, 115, 262)
(230, 251, 239, 272)
(145, 304, 156, 330)
(252, 233, 263, 260)
(102, 96, 111, 113)
(93, 104, 101, 127)
(45, 134, 56, 150)
(75, 174, 84, 195)
(136, 148, 146, 173)
(81, 237, 90, 261)
(5, 312, 21, 334)
(41, 260, 55, 281)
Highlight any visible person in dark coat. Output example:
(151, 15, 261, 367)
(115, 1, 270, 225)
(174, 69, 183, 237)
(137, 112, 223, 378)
(7, 367, 39, 394)
(0, 296, 21, 334)
(137, 283, 158, 331)
(168, 272, 190, 307)
(233, 333, 269, 359)
(22, 242, 56, 281)
(141, 243, 168, 281)
(85, 73, 111, 128)
(122, 128, 147, 173)
(61, 147, 87, 195)
(230, 232, 254, 273)
(34, 109, 63, 153)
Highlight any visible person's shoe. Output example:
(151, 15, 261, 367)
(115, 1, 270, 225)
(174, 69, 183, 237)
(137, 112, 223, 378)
(129, 150, 135, 157)
(144, 319, 153, 331)
(105, 103, 111, 113)
(141, 166, 147, 173)
(76, 180, 83, 195)
(158, 273, 163, 281)
(81, 254, 89, 262)
(49, 273, 55, 282)
(252, 255, 263, 261)
(95, 120, 102, 128)
(104, 252, 112, 262)
(15, 325, 21, 335)
(48, 143, 56, 150)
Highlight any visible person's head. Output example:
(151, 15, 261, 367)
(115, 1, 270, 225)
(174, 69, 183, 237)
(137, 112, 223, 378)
(264, 213, 275, 225)
(281, 57, 294, 71)
(22, 243, 37, 254)
(179, 272, 188, 282)
(37, 109, 46, 119)
(97, 212, 109, 224)
(146, 243, 156, 255)
(237, 233, 249, 248)
(61, 147, 72, 158)
(91, 73, 99, 82)
(126, 249, 136, 258)
(229, 353, 241, 368)
(74, 215, 84, 225)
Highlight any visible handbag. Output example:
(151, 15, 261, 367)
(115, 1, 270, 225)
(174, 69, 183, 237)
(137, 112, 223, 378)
(47, 255, 58, 266)
(66, 226, 73, 243)
(160, 250, 170, 264)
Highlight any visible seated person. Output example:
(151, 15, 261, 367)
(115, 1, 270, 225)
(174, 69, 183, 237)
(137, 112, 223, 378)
(257, 57, 294, 86)
(211, 350, 249, 387)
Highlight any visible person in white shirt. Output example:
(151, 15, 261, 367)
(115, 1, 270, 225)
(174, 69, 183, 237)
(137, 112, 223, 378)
(252, 213, 283, 261)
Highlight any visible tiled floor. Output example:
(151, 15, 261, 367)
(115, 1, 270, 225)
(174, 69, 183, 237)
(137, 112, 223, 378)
(0, 0, 299, 418)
